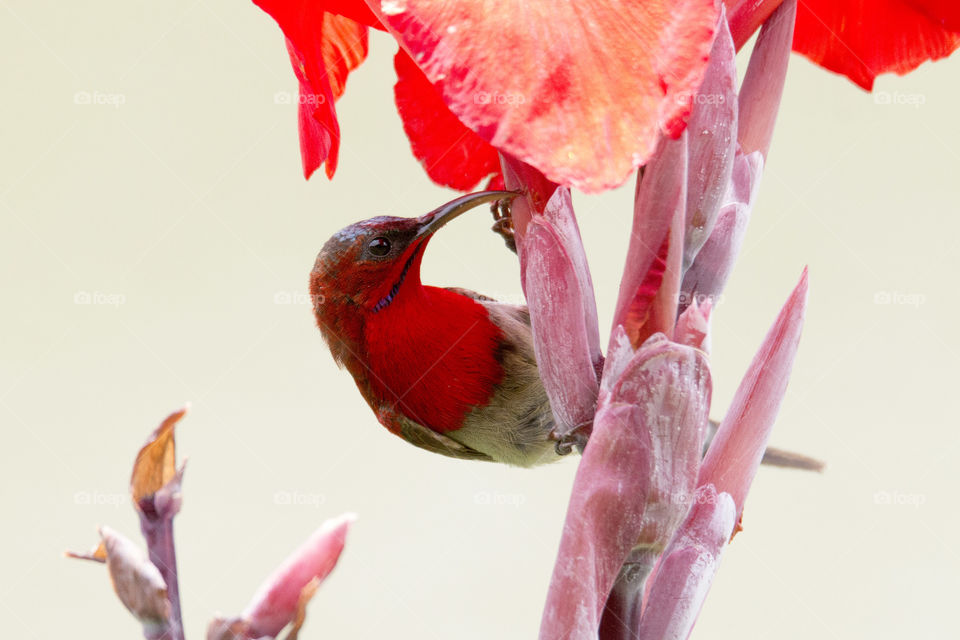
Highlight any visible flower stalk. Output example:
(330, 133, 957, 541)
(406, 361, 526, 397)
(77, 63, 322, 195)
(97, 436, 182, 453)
(70, 408, 353, 640)
(130, 407, 189, 640)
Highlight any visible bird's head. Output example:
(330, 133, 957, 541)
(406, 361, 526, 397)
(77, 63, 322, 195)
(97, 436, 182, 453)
(309, 191, 515, 363)
(311, 191, 514, 313)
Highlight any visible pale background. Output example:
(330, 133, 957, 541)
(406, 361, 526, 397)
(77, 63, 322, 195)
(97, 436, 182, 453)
(2, 1, 958, 638)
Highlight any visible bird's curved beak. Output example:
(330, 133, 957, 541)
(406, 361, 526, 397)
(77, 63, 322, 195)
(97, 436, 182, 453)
(415, 190, 518, 239)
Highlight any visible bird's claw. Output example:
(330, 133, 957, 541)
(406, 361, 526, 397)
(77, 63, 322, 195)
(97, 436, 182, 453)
(490, 198, 517, 254)
(551, 423, 592, 456)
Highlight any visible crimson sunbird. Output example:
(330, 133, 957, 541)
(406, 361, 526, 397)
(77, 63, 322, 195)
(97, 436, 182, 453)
(310, 191, 822, 471)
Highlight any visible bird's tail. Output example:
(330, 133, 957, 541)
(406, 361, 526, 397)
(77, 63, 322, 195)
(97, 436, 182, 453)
(761, 446, 825, 472)
(705, 419, 824, 472)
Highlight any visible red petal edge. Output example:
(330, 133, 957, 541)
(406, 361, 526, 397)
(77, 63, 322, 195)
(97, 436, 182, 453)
(394, 50, 501, 190)
(793, 0, 960, 90)
(371, 0, 718, 192)
(255, 1, 369, 179)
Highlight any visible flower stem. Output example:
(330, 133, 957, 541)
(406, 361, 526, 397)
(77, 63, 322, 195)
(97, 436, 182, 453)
(598, 547, 659, 640)
(141, 519, 184, 640)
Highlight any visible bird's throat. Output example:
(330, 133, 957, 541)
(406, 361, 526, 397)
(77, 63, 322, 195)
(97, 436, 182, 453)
(371, 244, 422, 313)
(362, 286, 506, 433)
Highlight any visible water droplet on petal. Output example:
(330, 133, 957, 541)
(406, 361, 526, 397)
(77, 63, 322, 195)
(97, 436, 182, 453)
(381, 0, 405, 16)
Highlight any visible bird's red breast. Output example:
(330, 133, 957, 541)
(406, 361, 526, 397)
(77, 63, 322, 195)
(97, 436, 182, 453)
(361, 285, 506, 432)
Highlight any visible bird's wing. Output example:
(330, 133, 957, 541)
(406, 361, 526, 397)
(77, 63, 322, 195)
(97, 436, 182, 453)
(383, 405, 495, 462)
(443, 286, 499, 303)
(445, 288, 532, 327)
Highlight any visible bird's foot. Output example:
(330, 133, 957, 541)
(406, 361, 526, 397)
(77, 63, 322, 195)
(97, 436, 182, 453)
(551, 422, 592, 456)
(490, 198, 517, 254)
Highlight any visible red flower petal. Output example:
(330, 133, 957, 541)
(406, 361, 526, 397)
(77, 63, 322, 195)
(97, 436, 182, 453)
(284, 34, 336, 180)
(394, 50, 501, 190)
(323, 0, 384, 29)
(255, 1, 369, 178)
(371, 0, 718, 192)
(793, 0, 960, 90)
(322, 13, 370, 100)
(483, 171, 504, 191)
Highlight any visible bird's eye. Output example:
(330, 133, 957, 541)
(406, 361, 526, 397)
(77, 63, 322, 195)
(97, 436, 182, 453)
(368, 236, 392, 257)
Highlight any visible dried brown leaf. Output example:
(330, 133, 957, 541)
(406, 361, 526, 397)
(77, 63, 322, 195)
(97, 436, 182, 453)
(131, 406, 187, 506)
(65, 539, 107, 563)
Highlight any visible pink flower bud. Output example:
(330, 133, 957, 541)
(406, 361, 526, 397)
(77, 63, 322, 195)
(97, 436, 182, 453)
(242, 513, 355, 638)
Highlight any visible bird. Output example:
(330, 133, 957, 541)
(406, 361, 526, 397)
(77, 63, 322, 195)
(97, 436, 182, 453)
(309, 191, 823, 471)
(310, 191, 563, 467)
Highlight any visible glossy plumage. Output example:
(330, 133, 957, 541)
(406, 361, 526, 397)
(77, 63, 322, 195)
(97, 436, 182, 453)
(310, 192, 561, 466)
